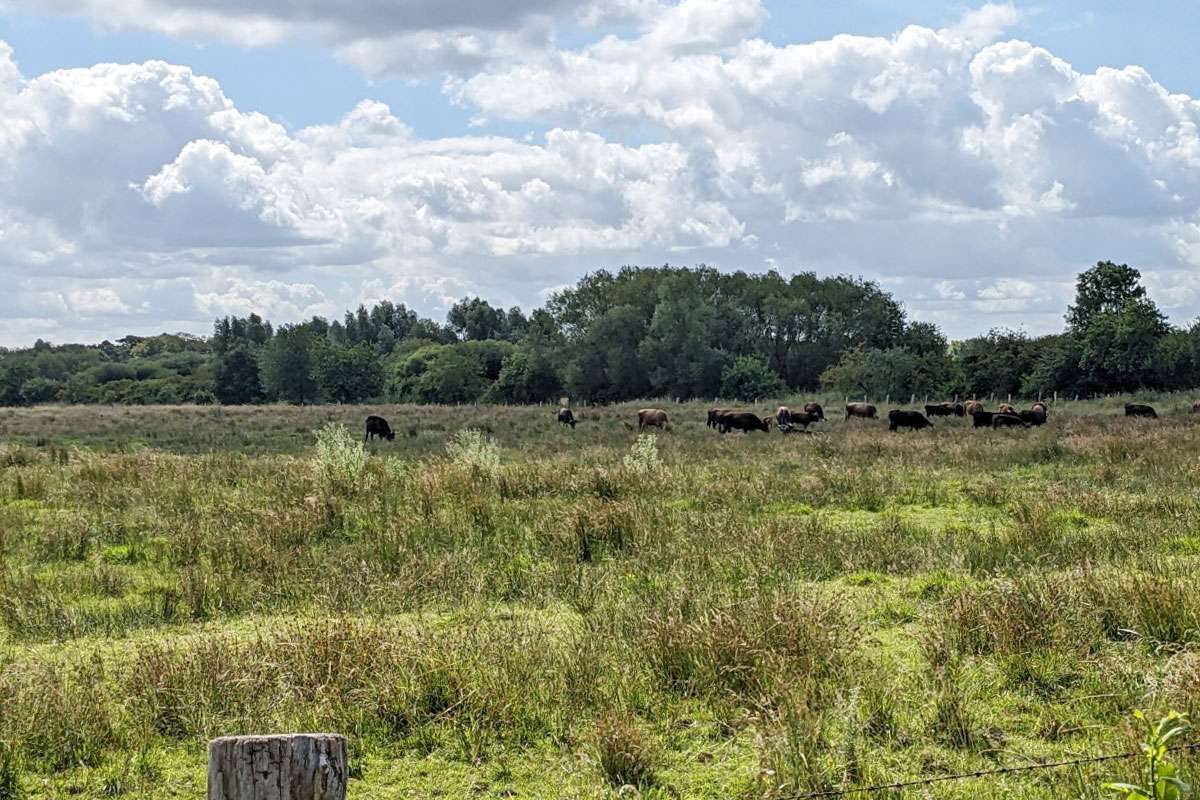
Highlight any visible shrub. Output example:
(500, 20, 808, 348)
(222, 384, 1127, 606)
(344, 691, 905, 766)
(622, 434, 661, 475)
(313, 423, 367, 492)
(446, 429, 501, 478)
(593, 713, 657, 788)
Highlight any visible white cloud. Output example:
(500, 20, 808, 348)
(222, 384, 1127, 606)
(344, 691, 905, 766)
(3, 2, 1200, 343)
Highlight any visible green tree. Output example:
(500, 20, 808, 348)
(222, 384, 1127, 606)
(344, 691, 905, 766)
(448, 297, 507, 341)
(212, 346, 264, 405)
(315, 344, 384, 403)
(1067, 261, 1152, 331)
(387, 344, 489, 404)
(720, 355, 783, 401)
(260, 325, 319, 404)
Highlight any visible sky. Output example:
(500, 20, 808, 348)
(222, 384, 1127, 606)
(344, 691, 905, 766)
(1, 1, 1200, 346)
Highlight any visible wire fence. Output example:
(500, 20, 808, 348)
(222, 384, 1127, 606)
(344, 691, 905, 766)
(783, 742, 1200, 799)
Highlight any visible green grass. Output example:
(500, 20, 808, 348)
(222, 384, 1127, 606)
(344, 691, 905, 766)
(2, 395, 1200, 797)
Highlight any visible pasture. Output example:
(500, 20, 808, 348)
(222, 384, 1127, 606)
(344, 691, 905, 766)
(2, 396, 1200, 798)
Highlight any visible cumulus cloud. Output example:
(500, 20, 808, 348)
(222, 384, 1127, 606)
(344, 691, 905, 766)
(3, 1, 1200, 344)
(0, 0, 661, 76)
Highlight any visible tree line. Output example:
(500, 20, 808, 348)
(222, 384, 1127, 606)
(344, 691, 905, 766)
(0, 262, 1196, 407)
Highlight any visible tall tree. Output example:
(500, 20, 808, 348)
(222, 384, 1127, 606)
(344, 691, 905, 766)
(212, 346, 265, 405)
(260, 325, 319, 404)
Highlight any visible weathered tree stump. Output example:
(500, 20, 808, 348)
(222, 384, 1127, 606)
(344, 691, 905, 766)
(207, 734, 347, 800)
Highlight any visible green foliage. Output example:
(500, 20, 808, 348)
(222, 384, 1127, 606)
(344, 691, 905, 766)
(313, 422, 367, 492)
(1104, 711, 1191, 800)
(445, 428, 501, 477)
(622, 434, 662, 475)
(212, 346, 264, 405)
(315, 343, 384, 403)
(260, 325, 320, 404)
(388, 344, 489, 404)
(721, 355, 783, 400)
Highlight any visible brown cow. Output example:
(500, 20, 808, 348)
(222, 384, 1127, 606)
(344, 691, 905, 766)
(924, 402, 957, 417)
(803, 402, 825, 420)
(964, 400, 985, 417)
(638, 408, 670, 432)
(1032, 401, 1048, 415)
(845, 402, 878, 420)
(557, 408, 576, 428)
(1192, 400, 1200, 413)
(776, 406, 792, 427)
(779, 411, 820, 433)
(998, 403, 1017, 415)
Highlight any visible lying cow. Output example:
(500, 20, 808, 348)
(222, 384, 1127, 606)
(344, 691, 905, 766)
(557, 408, 576, 428)
(845, 402, 878, 420)
(1125, 403, 1158, 419)
(888, 409, 933, 432)
(971, 410, 996, 428)
(719, 411, 771, 433)
(364, 415, 395, 442)
(638, 408, 671, 431)
(992, 413, 1028, 429)
(924, 402, 958, 417)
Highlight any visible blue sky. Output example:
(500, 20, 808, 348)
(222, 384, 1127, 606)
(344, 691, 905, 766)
(1, 0, 1199, 344)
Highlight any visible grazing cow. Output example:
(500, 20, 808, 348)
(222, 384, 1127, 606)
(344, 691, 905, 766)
(1018, 409, 1047, 426)
(964, 400, 985, 417)
(707, 408, 731, 429)
(888, 409, 933, 432)
(971, 410, 996, 428)
(638, 408, 671, 432)
(954, 403, 965, 417)
(845, 402, 878, 420)
(557, 408, 576, 429)
(924, 402, 957, 417)
(779, 411, 820, 433)
(776, 406, 792, 427)
(1125, 403, 1158, 419)
(998, 403, 1017, 415)
(992, 413, 1029, 429)
(803, 402, 825, 420)
(364, 415, 395, 442)
(719, 411, 771, 433)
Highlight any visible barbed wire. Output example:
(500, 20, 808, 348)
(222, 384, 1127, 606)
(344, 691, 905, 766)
(782, 742, 1200, 799)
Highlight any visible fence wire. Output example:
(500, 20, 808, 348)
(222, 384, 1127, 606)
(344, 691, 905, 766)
(783, 742, 1200, 798)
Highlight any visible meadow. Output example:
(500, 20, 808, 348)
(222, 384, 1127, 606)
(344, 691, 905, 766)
(2, 395, 1200, 798)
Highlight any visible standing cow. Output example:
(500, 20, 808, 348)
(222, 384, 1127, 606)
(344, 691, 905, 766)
(888, 409, 933, 432)
(992, 413, 1028, 429)
(719, 411, 771, 433)
(924, 402, 957, 417)
(775, 406, 792, 427)
(638, 408, 671, 432)
(845, 402, 878, 420)
(803, 402, 825, 420)
(557, 408, 576, 429)
(707, 408, 730, 429)
(779, 411, 820, 432)
(364, 415, 395, 442)
(964, 400, 985, 417)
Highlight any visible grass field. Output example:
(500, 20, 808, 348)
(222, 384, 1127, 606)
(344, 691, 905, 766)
(3, 395, 1200, 799)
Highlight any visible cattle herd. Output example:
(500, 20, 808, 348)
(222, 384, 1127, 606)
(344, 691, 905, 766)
(363, 400, 1175, 442)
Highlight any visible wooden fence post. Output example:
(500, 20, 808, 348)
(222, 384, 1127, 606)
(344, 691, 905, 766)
(208, 734, 348, 800)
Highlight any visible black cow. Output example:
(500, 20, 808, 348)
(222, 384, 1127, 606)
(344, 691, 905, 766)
(719, 411, 771, 433)
(557, 408, 576, 428)
(888, 409, 933, 432)
(779, 411, 820, 433)
(924, 402, 957, 417)
(1125, 403, 1158, 419)
(971, 410, 996, 428)
(364, 415, 395, 442)
(707, 408, 731, 429)
(1018, 408, 1047, 426)
(803, 402, 825, 421)
(992, 413, 1028, 429)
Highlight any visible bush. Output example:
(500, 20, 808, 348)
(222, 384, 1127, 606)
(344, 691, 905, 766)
(720, 355, 783, 401)
(446, 429, 501, 478)
(622, 435, 661, 475)
(594, 713, 657, 788)
(313, 423, 367, 492)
